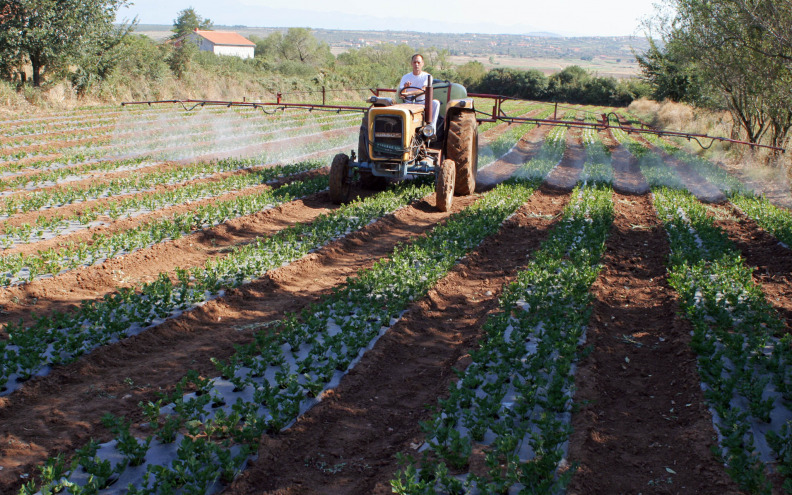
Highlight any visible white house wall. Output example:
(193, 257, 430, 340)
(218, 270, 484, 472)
(213, 45, 254, 59)
(185, 33, 254, 59)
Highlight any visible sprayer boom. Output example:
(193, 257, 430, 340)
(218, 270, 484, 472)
(121, 93, 785, 153)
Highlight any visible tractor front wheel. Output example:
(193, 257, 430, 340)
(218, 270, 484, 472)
(436, 159, 456, 212)
(446, 111, 478, 196)
(329, 153, 351, 204)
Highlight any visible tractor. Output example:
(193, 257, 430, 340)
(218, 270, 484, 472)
(328, 78, 478, 212)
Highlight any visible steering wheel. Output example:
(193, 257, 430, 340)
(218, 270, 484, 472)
(399, 86, 426, 101)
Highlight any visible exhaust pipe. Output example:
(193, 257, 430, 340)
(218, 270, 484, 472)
(424, 75, 433, 125)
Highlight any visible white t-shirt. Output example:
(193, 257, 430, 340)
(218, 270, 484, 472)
(399, 71, 431, 103)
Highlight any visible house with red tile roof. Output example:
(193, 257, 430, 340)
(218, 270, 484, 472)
(187, 29, 255, 59)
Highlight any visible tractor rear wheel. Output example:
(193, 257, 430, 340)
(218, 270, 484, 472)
(358, 116, 387, 190)
(329, 153, 351, 204)
(436, 159, 455, 212)
(446, 111, 478, 196)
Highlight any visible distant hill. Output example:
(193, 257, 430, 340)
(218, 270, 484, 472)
(131, 25, 648, 78)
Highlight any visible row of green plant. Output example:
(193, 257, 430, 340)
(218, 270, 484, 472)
(652, 186, 792, 493)
(580, 127, 614, 185)
(0, 180, 434, 396)
(2, 105, 258, 145)
(640, 135, 792, 250)
(18, 175, 543, 495)
(107, 117, 357, 172)
(392, 159, 615, 493)
(2, 99, 365, 141)
(0, 172, 334, 286)
(108, 112, 360, 163)
(609, 127, 792, 493)
(3, 116, 120, 140)
(609, 127, 687, 189)
(1, 104, 251, 139)
(0, 160, 324, 248)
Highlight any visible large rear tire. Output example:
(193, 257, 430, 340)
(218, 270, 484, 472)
(446, 111, 478, 196)
(436, 159, 455, 212)
(358, 116, 387, 190)
(329, 153, 351, 204)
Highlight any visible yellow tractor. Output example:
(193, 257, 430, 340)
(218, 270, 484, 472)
(329, 78, 478, 211)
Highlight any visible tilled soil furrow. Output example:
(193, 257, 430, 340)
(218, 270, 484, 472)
(545, 127, 585, 191)
(601, 128, 650, 195)
(712, 203, 792, 332)
(567, 192, 738, 494)
(0, 192, 480, 492)
(635, 135, 726, 203)
(224, 186, 571, 495)
(477, 125, 553, 188)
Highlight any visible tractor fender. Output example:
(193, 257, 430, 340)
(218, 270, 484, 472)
(443, 99, 476, 134)
(444, 98, 475, 114)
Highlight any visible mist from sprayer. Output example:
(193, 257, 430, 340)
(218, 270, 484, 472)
(107, 106, 358, 166)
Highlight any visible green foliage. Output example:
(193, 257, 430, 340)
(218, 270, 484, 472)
(635, 37, 703, 103)
(335, 44, 415, 88)
(475, 67, 548, 100)
(0, 0, 130, 87)
(171, 7, 213, 39)
(167, 41, 198, 80)
(473, 65, 646, 106)
(111, 35, 171, 82)
(648, 0, 792, 147)
(252, 28, 333, 75)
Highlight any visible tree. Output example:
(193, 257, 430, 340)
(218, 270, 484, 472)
(646, 0, 792, 148)
(0, 0, 130, 87)
(547, 65, 589, 102)
(455, 61, 486, 88)
(635, 37, 702, 103)
(171, 7, 213, 39)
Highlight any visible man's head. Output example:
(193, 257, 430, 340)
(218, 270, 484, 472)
(411, 53, 424, 75)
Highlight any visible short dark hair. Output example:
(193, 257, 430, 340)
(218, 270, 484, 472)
(411, 53, 424, 63)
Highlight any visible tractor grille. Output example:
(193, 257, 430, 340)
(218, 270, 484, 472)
(372, 115, 404, 158)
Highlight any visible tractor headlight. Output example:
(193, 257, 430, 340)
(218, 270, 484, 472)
(422, 124, 435, 138)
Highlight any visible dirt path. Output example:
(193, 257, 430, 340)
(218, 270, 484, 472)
(477, 125, 553, 189)
(634, 135, 726, 203)
(567, 191, 738, 495)
(225, 187, 571, 495)
(545, 127, 585, 190)
(0, 192, 480, 492)
(601, 129, 650, 195)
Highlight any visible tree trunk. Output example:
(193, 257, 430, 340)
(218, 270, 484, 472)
(30, 53, 43, 87)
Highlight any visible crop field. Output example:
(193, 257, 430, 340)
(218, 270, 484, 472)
(0, 98, 791, 495)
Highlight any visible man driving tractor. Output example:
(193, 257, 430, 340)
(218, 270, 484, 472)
(398, 53, 441, 134)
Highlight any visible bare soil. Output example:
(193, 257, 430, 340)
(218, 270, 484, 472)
(4, 107, 792, 495)
(0, 191, 478, 492)
(225, 187, 570, 495)
(567, 191, 738, 495)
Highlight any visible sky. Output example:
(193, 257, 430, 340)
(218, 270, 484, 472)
(116, 0, 663, 37)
